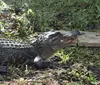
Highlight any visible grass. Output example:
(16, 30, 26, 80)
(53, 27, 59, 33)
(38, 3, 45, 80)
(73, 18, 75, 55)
(0, 0, 100, 85)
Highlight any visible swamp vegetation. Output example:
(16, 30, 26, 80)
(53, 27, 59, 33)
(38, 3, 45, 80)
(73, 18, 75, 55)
(0, 0, 100, 85)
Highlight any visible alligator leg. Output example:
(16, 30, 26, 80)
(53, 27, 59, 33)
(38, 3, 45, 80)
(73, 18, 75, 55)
(33, 56, 56, 69)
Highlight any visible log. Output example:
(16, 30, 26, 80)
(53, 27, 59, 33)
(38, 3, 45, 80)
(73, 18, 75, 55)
(77, 31, 100, 48)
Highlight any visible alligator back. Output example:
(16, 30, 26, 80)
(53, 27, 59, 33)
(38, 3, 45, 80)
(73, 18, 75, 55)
(0, 38, 36, 66)
(0, 38, 31, 48)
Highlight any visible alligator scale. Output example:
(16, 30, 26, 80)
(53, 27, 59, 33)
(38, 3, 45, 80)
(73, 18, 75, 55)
(0, 30, 80, 73)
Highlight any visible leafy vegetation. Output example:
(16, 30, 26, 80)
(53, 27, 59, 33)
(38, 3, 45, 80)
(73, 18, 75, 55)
(0, 0, 100, 85)
(3, 0, 100, 32)
(0, 0, 35, 39)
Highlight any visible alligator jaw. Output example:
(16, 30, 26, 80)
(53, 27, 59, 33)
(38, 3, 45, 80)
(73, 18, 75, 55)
(61, 37, 77, 44)
(47, 30, 80, 52)
(59, 30, 80, 45)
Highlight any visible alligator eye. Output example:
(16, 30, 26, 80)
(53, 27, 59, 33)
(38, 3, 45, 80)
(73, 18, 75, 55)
(49, 32, 62, 38)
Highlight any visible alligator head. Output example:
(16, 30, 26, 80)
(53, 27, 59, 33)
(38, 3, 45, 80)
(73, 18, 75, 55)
(48, 30, 80, 50)
(33, 30, 80, 68)
(33, 30, 80, 59)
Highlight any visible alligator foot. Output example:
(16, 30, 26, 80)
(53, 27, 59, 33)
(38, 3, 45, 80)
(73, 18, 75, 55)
(34, 60, 52, 69)
(33, 56, 59, 69)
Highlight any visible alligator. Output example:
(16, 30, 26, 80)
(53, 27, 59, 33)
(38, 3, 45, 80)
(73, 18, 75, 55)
(0, 30, 80, 73)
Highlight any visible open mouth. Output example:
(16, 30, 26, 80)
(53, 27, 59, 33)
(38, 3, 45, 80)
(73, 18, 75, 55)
(61, 37, 77, 44)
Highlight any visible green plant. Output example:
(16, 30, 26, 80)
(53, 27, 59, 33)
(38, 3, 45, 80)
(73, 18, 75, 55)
(3, 0, 100, 31)
(87, 74, 97, 84)
(54, 49, 73, 63)
(26, 0, 100, 31)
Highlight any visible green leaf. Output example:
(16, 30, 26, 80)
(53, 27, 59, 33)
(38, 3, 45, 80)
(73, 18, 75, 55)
(96, 0, 100, 12)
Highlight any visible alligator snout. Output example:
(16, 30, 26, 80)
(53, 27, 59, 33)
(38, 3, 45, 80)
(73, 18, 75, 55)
(60, 30, 80, 44)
